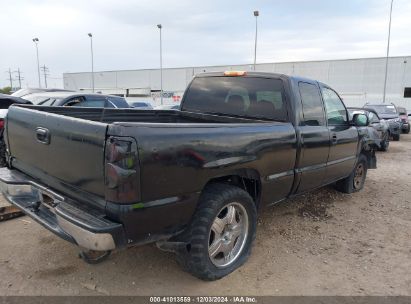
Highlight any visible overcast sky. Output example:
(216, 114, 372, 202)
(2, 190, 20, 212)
(0, 0, 410, 88)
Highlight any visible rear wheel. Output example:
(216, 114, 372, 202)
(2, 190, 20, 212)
(393, 133, 400, 141)
(176, 183, 257, 281)
(335, 154, 368, 194)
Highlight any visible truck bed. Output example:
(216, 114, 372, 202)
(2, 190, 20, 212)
(17, 105, 268, 124)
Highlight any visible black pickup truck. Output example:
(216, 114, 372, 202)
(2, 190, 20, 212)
(0, 72, 375, 280)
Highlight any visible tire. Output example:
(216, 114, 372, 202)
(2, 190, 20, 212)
(380, 135, 389, 152)
(176, 183, 257, 281)
(0, 140, 7, 167)
(406, 127, 410, 134)
(335, 154, 368, 194)
(392, 133, 400, 141)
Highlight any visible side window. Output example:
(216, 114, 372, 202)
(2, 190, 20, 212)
(64, 97, 85, 107)
(299, 82, 325, 126)
(322, 87, 348, 126)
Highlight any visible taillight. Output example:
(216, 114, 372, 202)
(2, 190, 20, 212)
(224, 71, 247, 76)
(0, 119, 4, 130)
(105, 136, 140, 204)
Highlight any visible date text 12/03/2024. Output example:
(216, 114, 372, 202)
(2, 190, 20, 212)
(149, 296, 257, 303)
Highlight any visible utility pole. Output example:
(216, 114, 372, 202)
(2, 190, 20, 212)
(382, 0, 394, 103)
(6, 68, 13, 89)
(13, 68, 23, 89)
(32, 38, 41, 88)
(88, 33, 95, 92)
(253, 10, 259, 71)
(40, 65, 49, 88)
(157, 24, 163, 105)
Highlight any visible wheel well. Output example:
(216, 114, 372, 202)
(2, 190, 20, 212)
(204, 172, 261, 208)
(360, 150, 376, 169)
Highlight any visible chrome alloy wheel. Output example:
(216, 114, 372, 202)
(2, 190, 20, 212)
(208, 202, 249, 268)
(353, 163, 365, 189)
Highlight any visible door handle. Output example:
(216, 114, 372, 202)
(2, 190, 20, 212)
(331, 133, 338, 144)
(36, 127, 50, 145)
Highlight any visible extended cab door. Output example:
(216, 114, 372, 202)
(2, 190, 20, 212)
(321, 86, 358, 182)
(295, 81, 330, 193)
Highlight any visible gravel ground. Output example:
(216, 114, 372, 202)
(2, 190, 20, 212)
(0, 135, 410, 296)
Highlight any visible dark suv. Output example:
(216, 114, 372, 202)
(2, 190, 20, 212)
(363, 103, 401, 141)
(397, 107, 410, 134)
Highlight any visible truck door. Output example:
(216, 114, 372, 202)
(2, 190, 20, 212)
(295, 82, 330, 193)
(321, 86, 358, 181)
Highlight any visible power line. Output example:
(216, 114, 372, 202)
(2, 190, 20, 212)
(5, 68, 13, 89)
(40, 65, 50, 88)
(13, 68, 24, 89)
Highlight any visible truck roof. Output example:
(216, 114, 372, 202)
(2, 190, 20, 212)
(195, 71, 315, 83)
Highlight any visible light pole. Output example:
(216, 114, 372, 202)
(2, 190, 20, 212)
(253, 10, 259, 71)
(88, 33, 95, 93)
(382, 0, 394, 103)
(32, 38, 41, 88)
(157, 24, 163, 105)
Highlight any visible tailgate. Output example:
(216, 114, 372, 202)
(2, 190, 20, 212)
(6, 106, 108, 198)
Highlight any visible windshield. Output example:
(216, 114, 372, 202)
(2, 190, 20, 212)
(182, 76, 287, 121)
(368, 105, 397, 115)
(23, 95, 62, 105)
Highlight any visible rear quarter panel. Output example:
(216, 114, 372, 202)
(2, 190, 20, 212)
(108, 122, 297, 207)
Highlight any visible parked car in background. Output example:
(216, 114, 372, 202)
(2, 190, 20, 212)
(11, 88, 74, 98)
(128, 101, 153, 109)
(397, 107, 410, 134)
(0, 93, 32, 109)
(348, 107, 390, 151)
(155, 104, 180, 110)
(363, 103, 401, 141)
(22, 92, 130, 108)
(0, 94, 32, 167)
(0, 72, 375, 280)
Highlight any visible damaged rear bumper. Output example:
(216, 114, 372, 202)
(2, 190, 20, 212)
(0, 167, 126, 251)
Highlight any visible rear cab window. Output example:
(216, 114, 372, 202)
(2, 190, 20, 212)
(182, 76, 288, 121)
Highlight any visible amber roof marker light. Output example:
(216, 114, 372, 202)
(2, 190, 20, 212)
(223, 71, 247, 76)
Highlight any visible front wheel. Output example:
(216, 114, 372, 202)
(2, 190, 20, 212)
(380, 135, 389, 152)
(176, 183, 257, 281)
(392, 133, 400, 141)
(335, 154, 368, 194)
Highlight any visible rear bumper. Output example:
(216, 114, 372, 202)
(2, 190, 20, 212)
(0, 167, 126, 251)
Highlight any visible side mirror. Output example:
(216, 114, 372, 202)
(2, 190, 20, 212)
(352, 113, 368, 127)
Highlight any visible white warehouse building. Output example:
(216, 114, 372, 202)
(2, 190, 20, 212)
(63, 56, 411, 110)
